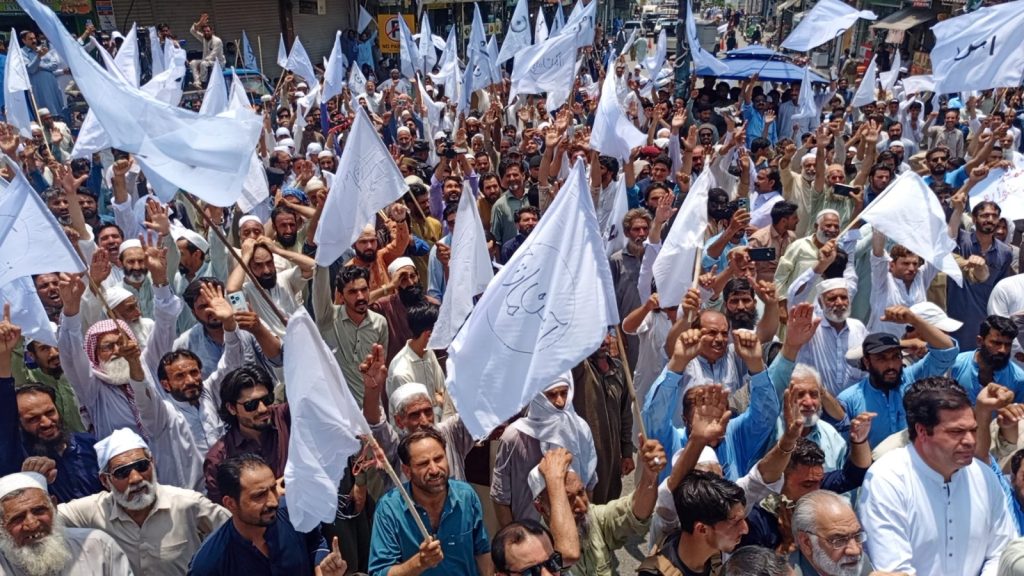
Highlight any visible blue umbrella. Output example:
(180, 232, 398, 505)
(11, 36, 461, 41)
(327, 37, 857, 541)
(695, 57, 829, 84)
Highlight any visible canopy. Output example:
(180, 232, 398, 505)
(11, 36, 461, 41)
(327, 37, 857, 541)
(695, 57, 829, 83)
(723, 45, 781, 59)
(870, 7, 935, 31)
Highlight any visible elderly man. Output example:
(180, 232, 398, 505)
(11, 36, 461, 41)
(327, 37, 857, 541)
(775, 209, 842, 302)
(795, 280, 867, 397)
(791, 490, 874, 575)
(773, 365, 850, 470)
(0, 471, 131, 574)
(40, 428, 230, 576)
(188, 13, 225, 88)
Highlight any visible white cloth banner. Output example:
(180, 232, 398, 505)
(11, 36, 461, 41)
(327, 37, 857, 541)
(445, 161, 618, 439)
(398, 14, 421, 80)
(534, 6, 549, 45)
(858, 171, 963, 286)
(851, 55, 878, 108)
(555, 0, 597, 49)
(590, 69, 646, 161)
(428, 185, 494, 350)
(241, 31, 259, 71)
(314, 107, 408, 266)
(276, 33, 288, 69)
(198, 60, 227, 116)
(114, 24, 141, 88)
(791, 65, 818, 122)
(5, 31, 33, 138)
(497, 0, 531, 63)
(285, 36, 320, 91)
(644, 30, 668, 79)
(418, 12, 438, 75)
(600, 176, 630, 256)
(16, 0, 262, 207)
(322, 31, 347, 103)
(149, 26, 165, 76)
(0, 276, 57, 346)
(428, 26, 459, 102)
(509, 31, 577, 112)
(931, 0, 1024, 94)
(229, 71, 270, 214)
(780, 0, 876, 52)
(72, 35, 141, 159)
(283, 309, 369, 533)
(968, 167, 1024, 222)
(653, 168, 711, 308)
(0, 170, 86, 288)
(879, 49, 901, 93)
(686, 0, 728, 75)
(551, 2, 565, 35)
(901, 74, 934, 95)
(358, 5, 374, 33)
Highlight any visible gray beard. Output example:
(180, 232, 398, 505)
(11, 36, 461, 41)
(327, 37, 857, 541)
(809, 538, 863, 576)
(0, 515, 71, 576)
(111, 477, 158, 511)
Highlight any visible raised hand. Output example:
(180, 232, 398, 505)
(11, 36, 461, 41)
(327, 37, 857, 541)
(58, 273, 86, 315)
(317, 537, 348, 576)
(672, 328, 703, 365)
(689, 384, 731, 445)
(200, 282, 236, 331)
(141, 233, 168, 284)
(538, 447, 573, 483)
(637, 435, 667, 475)
(733, 328, 764, 372)
(359, 343, 387, 394)
(90, 248, 112, 285)
(144, 199, 171, 237)
(849, 412, 877, 445)
(784, 303, 820, 350)
(976, 383, 1015, 412)
(0, 303, 21, 355)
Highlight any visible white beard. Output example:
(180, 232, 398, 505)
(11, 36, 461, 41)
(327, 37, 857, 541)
(97, 358, 132, 386)
(111, 478, 158, 511)
(0, 515, 71, 576)
(823, 305, 850, 324)
(803, 412, 821, 428)
(809, 538, 863, 576)
(816, 230, 836, 245)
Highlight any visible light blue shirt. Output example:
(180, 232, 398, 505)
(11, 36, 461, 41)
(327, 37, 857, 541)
(427, 233, 450, 302)
(949, 350, 1024, 404)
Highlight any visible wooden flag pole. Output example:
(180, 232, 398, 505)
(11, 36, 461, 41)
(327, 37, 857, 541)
(258, 36, 265, 76)
(365, 434, 433, 541)
(614, 326, 649, 444)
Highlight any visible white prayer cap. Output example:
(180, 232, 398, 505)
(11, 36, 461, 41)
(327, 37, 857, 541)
(275, 127, 291, 138)
(653, 137, 669, 148)
(697, 446, 719, 465)
(433, 130, 447, 140)
(887, 139, 904, 150)
(95, 428, 149, 473)
(818, 278, 847, 296)
(239, 215, 263, 229)
(0, 472, 47, 500)
(37, 107, 51, 116)
(171, 227, 210, 253)
(910, 301, 963, 333)
(527, 464, 547, 498)
(111, 31, 125, 41)
(358, 223, 376, 240)
(24, 322, 58, 348)
(389, 382, 431, 414)
(30, 122, 41, 133)
(387, 256, 415, 277)
(815, 208, 840, 224)
(105, 285, 135, 309)
(397, 126, 412, 136)
(279, 138, 296, 150)
(273, 145, 289, 154)
(800, 153, 816, 165)
(296, 81, 308, 89)
(305, 177, 326, 193)
(118, 238, 143, 256)
(317, 150, 335, 159)
(656, 128, 670, 139)
(306, 143, 323, 156)
(404, 174, 426, 188)
(537, 121, 551, 131)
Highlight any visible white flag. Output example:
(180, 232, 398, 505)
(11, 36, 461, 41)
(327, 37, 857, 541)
(314, 107, 408, 266)
(0, 277, 57, 346)
(780, 0, 876, 52)
(967, 166, 1024, 222)
(397, 14, 420, 80)
(469, 4, 489, 62)
(859, 171, 963, 286)
(428, 25, 459, 100)
(149, 26, 165, 76)
(198, 60, 227, 116)
(72, 34, 141, 159)
(418, 11, 438, 75)
(241, 31, 259, 71)
(509, 31, 577, 112)
(286, 36, 320, 90)
(498, 0, 531, 63)
(4, 30, 33, 138)
(653, 168, 711, 308)
(428, 185, 494, 349)
(551, 2, 565, 35)
(644, 30, 668, 79)
(879, 49, 901, 93)
(322, 31, 347, 103)
(600, 176, 630, 255)
(851, 55, 878, 108)
(348, 61, 368, 110)
(486, 36, 502, 85)
(229, 71, 270, 214)
(0, 171, 86, 288)
(791, 66, 818, 122)
(931, 0, 1024, 94)
(534, 6, 549, 44)
(114, 24, 141, 88)
(686, 0, 728, 75)
(276, 33, 288, 69)
(901, 74, 934, 95)
(283, 308, 370, 533)
(445, 161, 617, 438)
(590, 69, 646, 161)
(358, 4, 374, 33)
(556, 0, 597, 49)
(16, 0, 262, 208)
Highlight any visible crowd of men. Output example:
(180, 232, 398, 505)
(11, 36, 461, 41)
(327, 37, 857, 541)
(4, 3, 1024, 576)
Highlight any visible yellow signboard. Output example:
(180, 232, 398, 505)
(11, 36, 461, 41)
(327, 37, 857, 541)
(378, 14, 416, 54)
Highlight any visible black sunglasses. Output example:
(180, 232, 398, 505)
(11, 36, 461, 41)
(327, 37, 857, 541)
(237, 394, 274, 412)
(515, 551, 562, 576)
(107, 458, 151, 480)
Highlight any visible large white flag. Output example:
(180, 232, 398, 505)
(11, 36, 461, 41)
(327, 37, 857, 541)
(851, 55, 878, 108)
(599, 176, 630, 256)
(590, 68, 646, 161)
(16, 0, 262, 208)
(498, 0, 531, 63)
(653, 168, 711, 308)
(534, 6, 549, 44)
(358, 4, 374, 33)
(285, 36, 320, 90)
(428, 25, 459, 99)
(397, 13, 420, 80)
(114, 24, 141, 88)
(931, 0, 1024, 94)
(791, 66, 818, 122)
(418, 12, 438, 75)
(241, 31, 259, 71)
(509, 31, 577, 112)
(879, 49, 901, 93)
(445, 161, 617, 438)
(859, 171, 963, 286)
(0, 171, 86, 288)
(780, 0, 876, 52)
(4, 30, 33, 138)
(198, 60, 227, 116)
(72, 34, 141, 159)
(901, 74, 934, 95)
(686, 0, 728, 75)
(322, 31, 347, 103)
(967, 167, 1024, 222)
(276, 33, 288, 68)
(229, 71, 271, 214)
(314, 107, 408, 266)
(283, 309, 370, 532)
(551, 2, 565, 35)
(556, 0, 597, 49)
(0, 277, 57, 346)
(644, 30, 668, 79)
(149, 26, 165, 76)
(428, 185, 494, 349)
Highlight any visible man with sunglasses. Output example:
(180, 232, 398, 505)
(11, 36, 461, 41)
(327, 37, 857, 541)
(51, 428, 229, 576)
(492, 519, 567, 576)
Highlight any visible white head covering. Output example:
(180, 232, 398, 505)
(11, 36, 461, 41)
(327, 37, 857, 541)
(801, 153, 817, 166)
(37, 107, 51, 117)
(95, 428, 149, 473)
(275, 127, 291, 138)
(816, 208, 840, 224)
(317, 150, 335, 160)
(105, 285, 135, 309)
(171, 227, 210, 253)
(390, 382, 431, 415)
(0, 472, 47, 500)
(697, 446, 719, 465)
(910, 301, 963, 333)
(387, 256, 416, 277)
(118, 238, 142, 256)
(818, 278, 847, 296)
(306, 143, 323, 156)
(305, 177, 326, 193)
(239, 215, 263, 230)
(396, 126, 412, 136)
(509, 373, 598, 488)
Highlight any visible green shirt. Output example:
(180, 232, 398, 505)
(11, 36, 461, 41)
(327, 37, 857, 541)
(568, 492, 651, 576)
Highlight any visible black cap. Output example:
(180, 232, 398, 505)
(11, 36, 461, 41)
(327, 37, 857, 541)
(862, 333, 902, 355)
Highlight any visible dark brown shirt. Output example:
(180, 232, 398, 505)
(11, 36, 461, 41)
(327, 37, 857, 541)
(203, 403, 291, 504)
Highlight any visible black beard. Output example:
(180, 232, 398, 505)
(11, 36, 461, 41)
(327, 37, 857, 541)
(727, 309, 758, 331)
(277, 234, 297, 248)
(398, 284, 424, 307)
(868, 367, 903, 391)
(356, 249, 376, 263)
(82, 208, 98, 220)
(980, 347, 1011, 371)
(24, 427, 71, 458)
(256, 274, 276, 289)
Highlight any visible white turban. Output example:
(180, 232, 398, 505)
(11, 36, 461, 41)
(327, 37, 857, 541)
(0, 472, 47, 500)
(816, 209, 840, 224)
(801, 153, 817, 166)
(104, 285, 135, 309)
(389, 382, 431, 414)
(396, 126, 412, 136)
(118, 239, 142, 257)
(239, 215, 263, 229)
(95, 428, 149, 473)
(818, 278, 847, 296)
(171, 227, 210, 253)
(387, 256, 415, 277)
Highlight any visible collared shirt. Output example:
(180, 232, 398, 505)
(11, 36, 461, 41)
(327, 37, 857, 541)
(0, 527, 133, 575)
(796, 318, 868, 397)
(859, 445, 1015, 575)
(490, 191, 530, 246)
(748, 225, 794, 282)
(567, 492, 650, 576)
(837, 343, 960, 447)
(774, 236, 822, 300)
(950, 351, 1024, 404)
(749, 191, 783, 230)
(58, 483, 230, 576)
(868, 251, 938, 337)
(203, 403, 290, 504)
(189, 498, 328, 576)
(949, 230, 1013, 350)
(368, 480, 490, 576)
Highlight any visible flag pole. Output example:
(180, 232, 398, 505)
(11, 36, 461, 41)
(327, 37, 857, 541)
(182, 194, 289, 327)
(26, 87, 54, 154)
(614, 326, 649, 443)
(258, 36, 265, 76)
(234, 38, 242, 68)
(365, 434, 433, 541)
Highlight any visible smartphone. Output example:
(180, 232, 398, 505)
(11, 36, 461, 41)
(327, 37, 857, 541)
(736, 197, 749, 211)
(833, 183, 857, 197)
(227, 291, 249, 312)
(748, 247, 777, 262)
